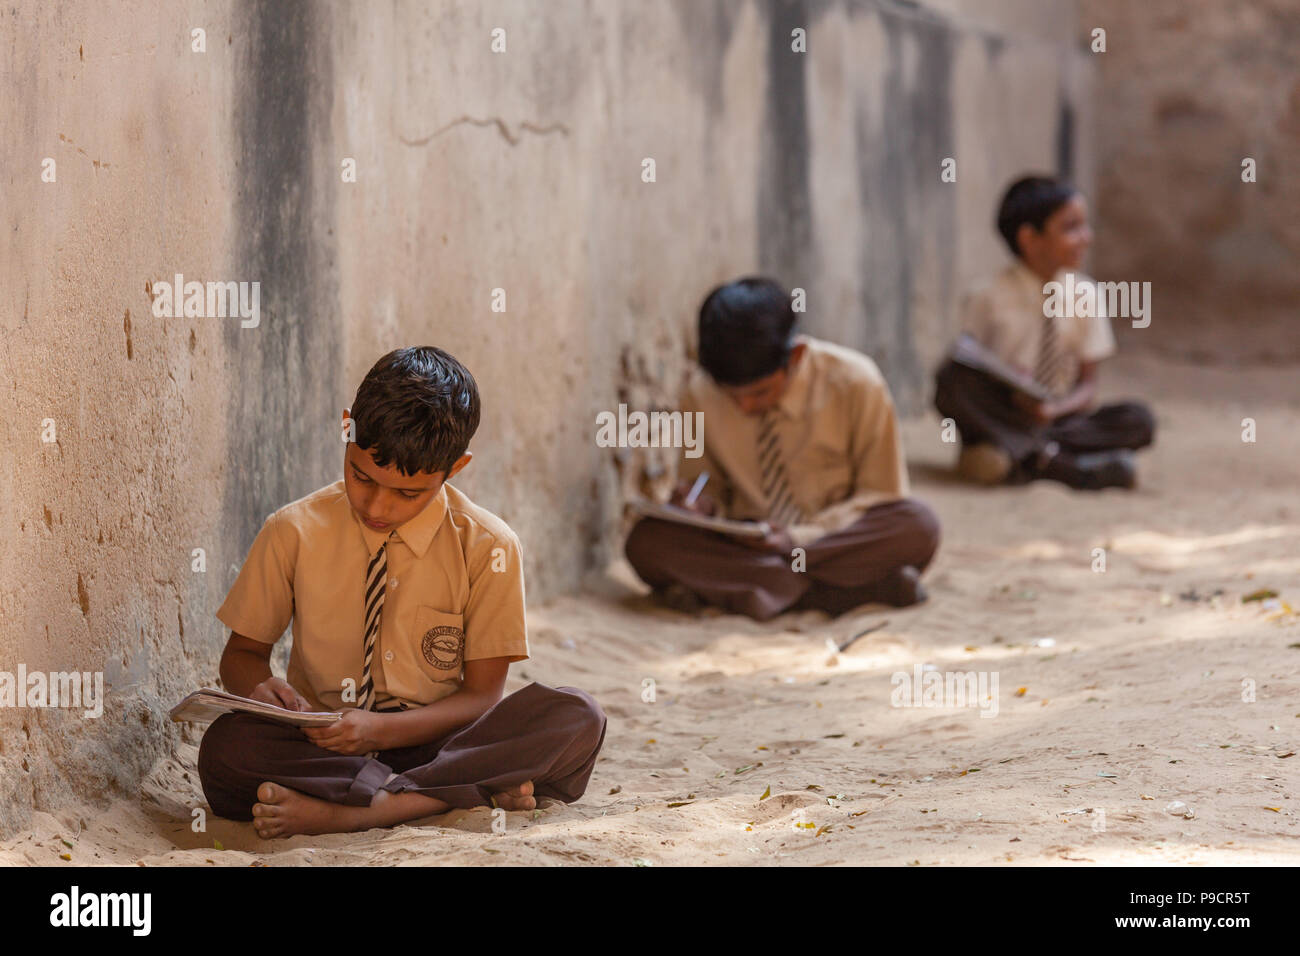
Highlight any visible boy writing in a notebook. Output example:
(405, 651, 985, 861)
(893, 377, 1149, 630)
(934, 175, 1155, 488)
(198, 347, 606, 838)
(625, 277, 941, 621)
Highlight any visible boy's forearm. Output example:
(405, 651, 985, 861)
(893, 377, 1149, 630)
(220, 649, 274, 698)
(376, 686, 500, 750)
(1052, 378, 1097, 419)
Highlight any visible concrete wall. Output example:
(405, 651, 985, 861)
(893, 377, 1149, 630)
(0, 0, 1085, 834)
(1076, 0, 1300, 361)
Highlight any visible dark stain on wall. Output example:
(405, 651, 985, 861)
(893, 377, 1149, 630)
(667, 0, 738, 118)
(855, 7, 956, 412)
(754, 0, 958, 412)
(758, 0, 815, 293)
(224, 1, 341, 612)
(1057, 95, 1075, 180)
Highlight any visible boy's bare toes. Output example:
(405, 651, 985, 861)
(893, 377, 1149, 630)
(257, 781, 286, 804)
(491, 781, 538, 811)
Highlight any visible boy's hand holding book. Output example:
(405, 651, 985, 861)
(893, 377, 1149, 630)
(1013, 391, 1058, 424)
(631, 472, 771, 541)
(303, 709, 386, 755)
(670, 473, 785, 550)
(733, 525, 794, 555)
(249, 676, 313, 713)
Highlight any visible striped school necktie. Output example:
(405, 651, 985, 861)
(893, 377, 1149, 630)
(757, 410, 804, 528)
(1034, 312, 1067, 398)
(358, 532, 395, 711)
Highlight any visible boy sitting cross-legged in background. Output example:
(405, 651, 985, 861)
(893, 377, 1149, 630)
(625, 277, 941, 622)
(198, 346, 606, 838)
(934, 175, 1155, 489)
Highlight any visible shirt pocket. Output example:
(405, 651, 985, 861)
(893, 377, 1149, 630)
(410, 606, 466, 680)
(806, 438, 852, 505)
(380, 605, 465, 705)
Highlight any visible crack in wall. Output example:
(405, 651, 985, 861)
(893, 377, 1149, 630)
(398, 115, 571, 148)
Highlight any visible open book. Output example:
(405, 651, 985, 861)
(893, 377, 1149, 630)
(169, 688, 343, 728)
(630, 500, 772, 539)
(949, 333, 1052, 402)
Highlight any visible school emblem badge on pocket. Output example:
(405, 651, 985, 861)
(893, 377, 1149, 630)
(421, 624, 465, 671)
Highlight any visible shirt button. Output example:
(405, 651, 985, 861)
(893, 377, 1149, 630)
(384, 650, 394, 662)
(390, 578, 399, 588)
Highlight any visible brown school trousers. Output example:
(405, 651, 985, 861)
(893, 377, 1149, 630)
(624, 498, 941, 621)
(933, 358, 1155, 465)
(197, 682, 606, 819)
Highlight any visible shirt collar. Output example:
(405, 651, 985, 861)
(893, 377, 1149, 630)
(1009, 258, 1046, 296)
(354, 483, 450, 559)
(1010, 259, 1076, 299)
(771, 334, 812, 422)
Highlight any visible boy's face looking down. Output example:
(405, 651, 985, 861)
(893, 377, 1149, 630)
(1017, 193, 1092, 278)
(717, 342, 807, 416)
(341, 410, 471, 532)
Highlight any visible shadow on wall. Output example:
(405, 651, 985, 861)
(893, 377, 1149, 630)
(223, 2, 343, 577)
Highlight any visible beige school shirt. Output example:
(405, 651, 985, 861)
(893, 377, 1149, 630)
(217, 480, 529, 712)
(680, 335, 909, 550)
(960, 260, 1117, 395)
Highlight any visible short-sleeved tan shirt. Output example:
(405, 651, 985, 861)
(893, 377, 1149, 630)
(217, 479, 529, 712)
(960, 260, 1117, 394)
(679, 335, 910, 549)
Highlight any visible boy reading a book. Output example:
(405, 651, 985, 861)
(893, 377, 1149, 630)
(624, 277, 941, 621)
(934, 175, 1155, 489)
(198, 347, 606, 837)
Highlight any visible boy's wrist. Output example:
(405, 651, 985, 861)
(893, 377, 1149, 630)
(367, 709, 439, 751)
(366, 710, 395, 750)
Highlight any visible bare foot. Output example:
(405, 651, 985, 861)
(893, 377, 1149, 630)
(252, 781, 451, 838)
(879, 565, 927, 607)
(252, 782, 354, 838)
(491, 780, 537, 811)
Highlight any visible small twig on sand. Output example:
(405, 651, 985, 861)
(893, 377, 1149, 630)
(837, 620, 889, 653)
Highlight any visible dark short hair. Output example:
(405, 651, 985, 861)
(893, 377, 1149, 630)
(996, 175, 1079, 257)
(697, 277, 797, 386)
(350, 347, 481, 477)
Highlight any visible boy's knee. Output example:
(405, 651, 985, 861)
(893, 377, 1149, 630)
(197, 714, 241, 773)
(624, 519, 654, 565)
(932, 361, 959, 412)
(196, 715, 259, 820)
(553, 686, 607, 746)
(197, 715, 281, 779)
(1130, 403, 1156, 447)
(897, 498, 942, 565)
(624, 519, 675, 580)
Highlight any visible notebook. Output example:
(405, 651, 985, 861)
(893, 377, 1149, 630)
(949, 333, 1052, 402)
(630, 500, 772, 538)
(169, 688, 343, 727)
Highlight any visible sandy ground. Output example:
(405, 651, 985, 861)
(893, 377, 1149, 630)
(3, 353, 1297, 867)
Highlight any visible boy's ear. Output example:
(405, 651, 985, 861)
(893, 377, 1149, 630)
(443, 452, 472, 483)
(788, 342, 808, 366)
(1015, 222, 1039, 258)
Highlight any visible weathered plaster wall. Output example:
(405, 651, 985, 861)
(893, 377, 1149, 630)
(1075, 0, 1300, 361)
(0, 0, 1084, 834)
